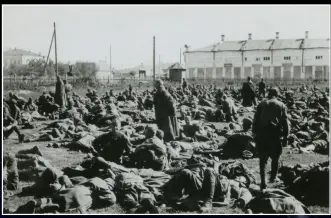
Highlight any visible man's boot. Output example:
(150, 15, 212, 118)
(32, 146, 43, 156)
(259, 157, 267, 190)
(269, 158, 280, 183)
(140, 198, 159, 214)
(19, 134, 25, 143)
(199, 169, 216, 213)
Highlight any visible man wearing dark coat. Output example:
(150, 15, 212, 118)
(153, 80, 179, 142)
(241, 77, 256, 107)
(55, 75, 66, 108)
(258, 78, 266, 98)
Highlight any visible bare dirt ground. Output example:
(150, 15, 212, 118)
(3, 84, 330, 214)
(3, 120, 329, 214)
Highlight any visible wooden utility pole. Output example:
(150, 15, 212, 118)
(153, 36, 155, 81)
(110, 45, 112, 79)
(159, 54, 161, 77)
(180, 48, 182, 64)
(43, 30, 55, 75)
(54, 22, 58, 76)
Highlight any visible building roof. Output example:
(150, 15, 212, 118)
(243, 39, 273, 50)
(303, 38, 330, 49)
(4, 48, 43, 57)
(272, 39, 304, 49)
(168, 62, 186, 70)
(188, 38, 329, 52)
(192, 41, 245, 52)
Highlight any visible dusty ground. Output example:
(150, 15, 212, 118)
(3, 119, 329, 214)
(3, 85, 330, 214)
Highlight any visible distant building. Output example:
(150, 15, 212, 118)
(184, 31, 330, 80)
(3, 48, 45, 68)
(96, 60, 114, 81)
(168, 62, 186, 82)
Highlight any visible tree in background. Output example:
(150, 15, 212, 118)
(3, 59, 98, 79)
(6, 64, 27, 76)
(129, 70, 136, 78)
(74, 62, 99, 78)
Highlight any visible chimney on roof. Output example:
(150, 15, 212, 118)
(305, 31, 309, 39)
(221, 35, 225, 42)
(248, 33, 252, 40)
(276, 32, 279, 39)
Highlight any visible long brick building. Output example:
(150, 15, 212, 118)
(183, 31, 329, 80)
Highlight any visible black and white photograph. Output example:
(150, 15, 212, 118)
(2, 4, 330, 215)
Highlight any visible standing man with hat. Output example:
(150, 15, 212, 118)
(241, 77, 257, 107)
(153, 79, 179, 142)
(252, 87, 290, 190)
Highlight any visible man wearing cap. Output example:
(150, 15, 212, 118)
(252, 87, 290, 190)
(241, 77, 257, 107)
(92, 119, 133, 164)
(221, 94, 237, 122)
(132, 125, 168, 171)
(154, 80, 179, 141)
(217, 117, 255, 159)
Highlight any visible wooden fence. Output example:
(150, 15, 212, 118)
(3, 76, 329, 91)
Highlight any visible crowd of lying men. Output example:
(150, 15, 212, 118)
(3, 75, 329, 214)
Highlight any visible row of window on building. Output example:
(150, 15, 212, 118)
(186, 65, 329, 80)
(244, 56, 324, 62)
(5, 59, 22, 66)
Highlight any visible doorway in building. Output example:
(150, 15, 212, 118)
(225, 67, 232, 78)
(216, 67, 223, 79)
(315, 66, 323, 80)
(234, 67, 241, 79)
(188, 68, 195, 78)
(244, 67, 251, 79)
(274, 67, 281, 79)
(305, 66, 313, 79)
(263, 67, 270, 79)
(293, 66, 301, 79)
(206, 67, 213, 79)
(197, 68, 204, 79)
(324, 66, 329, 80)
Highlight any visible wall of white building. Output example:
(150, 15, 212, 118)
(3, 55, 45, 68)
(184, 47, 330, 80)
(215, 51, 242, 67)
(3, 55, 22, 68)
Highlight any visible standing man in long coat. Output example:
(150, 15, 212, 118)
(241, 77, 256, 107)
(252, 87, 290, 190)
(258, 78, 266, 98)
(55, 75, 66, 108)
(154, 80, 179, 142)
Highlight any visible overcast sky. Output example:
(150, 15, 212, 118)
(2, 5, 330, 69)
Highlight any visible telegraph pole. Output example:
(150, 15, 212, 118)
(180, 48, 182, 64)
(54, 22, 58, 76)
(43, 30, 55, 75)
(153, 36, 155, 82)
(110, 45, 112, 80)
